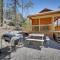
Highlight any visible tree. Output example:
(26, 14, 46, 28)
(24, 0, 34, 16)
(5, 0, 34, 28)
(0, 0, 3, 26)
(17, 0, 34, 16)
(5, 0, 17, 26)
(9, 0, 16, 23)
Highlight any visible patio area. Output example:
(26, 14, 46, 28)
(2, 46, 60, 60)
(0, 39, 60, 60)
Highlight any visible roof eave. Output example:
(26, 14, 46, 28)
(28, 10, 60, 18)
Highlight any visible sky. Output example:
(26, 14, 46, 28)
(29, 0, 60, 14)
(4, 0, 60, 17)
(18, 0, 60, 17)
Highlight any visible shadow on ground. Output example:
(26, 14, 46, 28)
(44, 40, 60, 50)
(0, 47, 16, 60)
(24, 45, 41, 50)
(24, 39, 60, 50)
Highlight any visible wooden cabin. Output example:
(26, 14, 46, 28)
(27, 8, 60, 36)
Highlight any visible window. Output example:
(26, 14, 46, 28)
(32, 26, 39, 32)
(40, 26, 49, 31)
(32, 19, 39, 25)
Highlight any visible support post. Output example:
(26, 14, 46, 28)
(52, 17, 55, 32)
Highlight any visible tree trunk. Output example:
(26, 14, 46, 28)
(0, 0, 3, 26)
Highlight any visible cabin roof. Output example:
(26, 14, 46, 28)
(39, 8, 53, 13)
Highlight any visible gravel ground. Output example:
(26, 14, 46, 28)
(7, 47, 60, 60)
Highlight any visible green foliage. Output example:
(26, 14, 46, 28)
(21, 19, 27, 27)
(8, 22, 15, 26)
